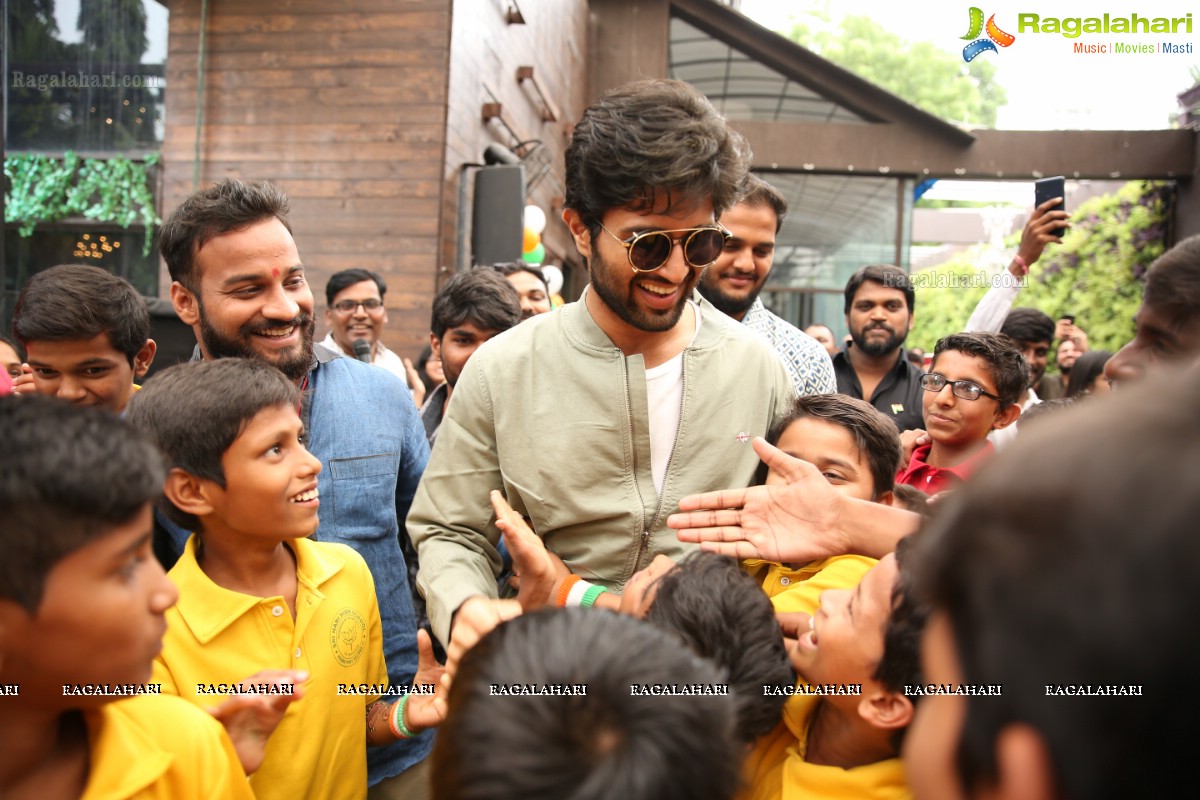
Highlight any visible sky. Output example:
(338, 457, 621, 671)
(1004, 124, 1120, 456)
(739, 0, 1199, 130)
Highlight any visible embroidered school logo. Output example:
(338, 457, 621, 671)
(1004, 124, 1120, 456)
(961, 7, 1016, 61)
(330, 608, 367, 667)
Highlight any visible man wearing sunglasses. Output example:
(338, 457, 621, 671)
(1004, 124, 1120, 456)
(407, 79, 795, 648)
(697, 174, 835, 396)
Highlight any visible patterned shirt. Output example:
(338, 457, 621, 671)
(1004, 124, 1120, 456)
(742, 298, 836, 396)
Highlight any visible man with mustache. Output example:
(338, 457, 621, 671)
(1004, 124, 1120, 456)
(407, 80, 794, 648)
(158, 179, 435, 799)
(832, 265, 926, 432)
(696, 174, 835, 396)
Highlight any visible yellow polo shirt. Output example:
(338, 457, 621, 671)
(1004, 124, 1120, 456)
(740, 698, 910, 800)
(738, 554, 899, 799)
(81, 694, 252, 800)
(154, 535, 388, 800)
(744, 555, 877, 613)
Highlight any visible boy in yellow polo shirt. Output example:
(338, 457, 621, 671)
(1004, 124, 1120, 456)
(127, 359, 443, 800)
(0, 395, 253, 799)
(744, 394, 903, 615)
(742, 538, 929, 800)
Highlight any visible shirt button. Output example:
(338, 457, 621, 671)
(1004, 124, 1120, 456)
(780, 577, 791, 586)
(294, 648, 302, 658)
(272, 606, 284, 617)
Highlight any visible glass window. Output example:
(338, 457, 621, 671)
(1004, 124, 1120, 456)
(3, 225, 158, 323)
(5, 0, 169, 152)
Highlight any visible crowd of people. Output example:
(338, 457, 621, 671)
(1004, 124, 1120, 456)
(2, 78, 1199, 800)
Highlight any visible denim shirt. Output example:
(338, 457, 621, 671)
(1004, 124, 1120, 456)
(157, 346, 433, 783)
(306, 346, 434, 782)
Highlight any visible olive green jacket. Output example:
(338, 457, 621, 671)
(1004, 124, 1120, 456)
(408, 292, 794, 643)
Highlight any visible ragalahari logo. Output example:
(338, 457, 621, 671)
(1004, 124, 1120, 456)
(961, 7, 1016, 61)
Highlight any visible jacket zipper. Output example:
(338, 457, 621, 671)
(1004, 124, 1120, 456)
(622, 356, 651, 581)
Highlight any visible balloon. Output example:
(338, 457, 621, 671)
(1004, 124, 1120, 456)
(522, 228, 540, 254)
(541, 264, 563, 295)
(523, 243, 545, 265)
(523, 205, 547, 235)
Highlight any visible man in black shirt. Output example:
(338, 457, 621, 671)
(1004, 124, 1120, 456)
(832, 265, 926, 432)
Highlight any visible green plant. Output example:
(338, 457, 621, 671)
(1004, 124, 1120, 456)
(909, 181, 1172, 354)
(4, 151, 161, 254)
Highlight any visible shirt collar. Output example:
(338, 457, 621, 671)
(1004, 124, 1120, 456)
(82, 702, 173, 798)
(170, 536, 346, 644)
(905, 441, 994, 480)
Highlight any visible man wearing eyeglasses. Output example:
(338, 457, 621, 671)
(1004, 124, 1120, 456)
(320, 268, 424, 404)
(407, 79, 795, 648)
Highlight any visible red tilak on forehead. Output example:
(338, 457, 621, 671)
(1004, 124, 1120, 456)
(272, 268, 280, 277)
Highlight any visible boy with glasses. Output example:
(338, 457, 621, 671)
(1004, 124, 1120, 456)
(408, 78, 794, 647)
(896, 332, 1027, 495)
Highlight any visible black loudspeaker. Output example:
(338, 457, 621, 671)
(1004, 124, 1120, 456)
(472, 164, 525, 265)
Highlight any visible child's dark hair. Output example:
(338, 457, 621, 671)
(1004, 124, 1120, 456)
(872, 535, 930, 750)
(433, 608, 740, 800)
(931, 332, 1029, 409)
(891, 484, 930, 516)
(644, 552, 795, 745)
(1019, 397, 1076, 428)
(1000, 307, 1055, 346)
(758, 394, 902, 496)
(126, 359, 299, 532)
(12, 264, 150, 365)
(913, 368, 1200, 799)
(0, 395, 164, 611)
(430, 269, 522, 339)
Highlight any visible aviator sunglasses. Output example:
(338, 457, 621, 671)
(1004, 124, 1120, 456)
(597, 221, 730, 273)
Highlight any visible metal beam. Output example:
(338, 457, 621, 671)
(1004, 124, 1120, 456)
(735, 121, 1195, 180)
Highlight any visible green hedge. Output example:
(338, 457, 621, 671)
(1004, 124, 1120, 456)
(909, 181, 1173, 354)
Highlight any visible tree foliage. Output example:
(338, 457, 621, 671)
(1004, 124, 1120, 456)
(788, 13, 1007, 128)
(908, 181, 1173, 353)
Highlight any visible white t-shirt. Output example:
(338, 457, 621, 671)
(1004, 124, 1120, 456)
(644, 303, 702, 495)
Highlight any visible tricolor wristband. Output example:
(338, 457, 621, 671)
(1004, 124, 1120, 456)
(580, 584, 608, 608)
(389, 694, 416, 740)
(556, 574, 582, 607)
(564, 579, 608, 608)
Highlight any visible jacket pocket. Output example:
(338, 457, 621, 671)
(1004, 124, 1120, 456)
(324, 452, 400, 541)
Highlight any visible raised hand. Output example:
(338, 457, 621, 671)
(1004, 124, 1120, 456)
(491, 490, 569, 610)
(209, 669, 308, 774)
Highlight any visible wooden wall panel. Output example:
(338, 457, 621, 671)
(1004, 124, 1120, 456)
(439, 0, 590, 294)
(161, 0, 453, 358)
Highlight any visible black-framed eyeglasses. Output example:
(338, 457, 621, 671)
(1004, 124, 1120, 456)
(597, 221, 729, 273)
(920, 372, 1001, 402)
(332, 299, 384, 314)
